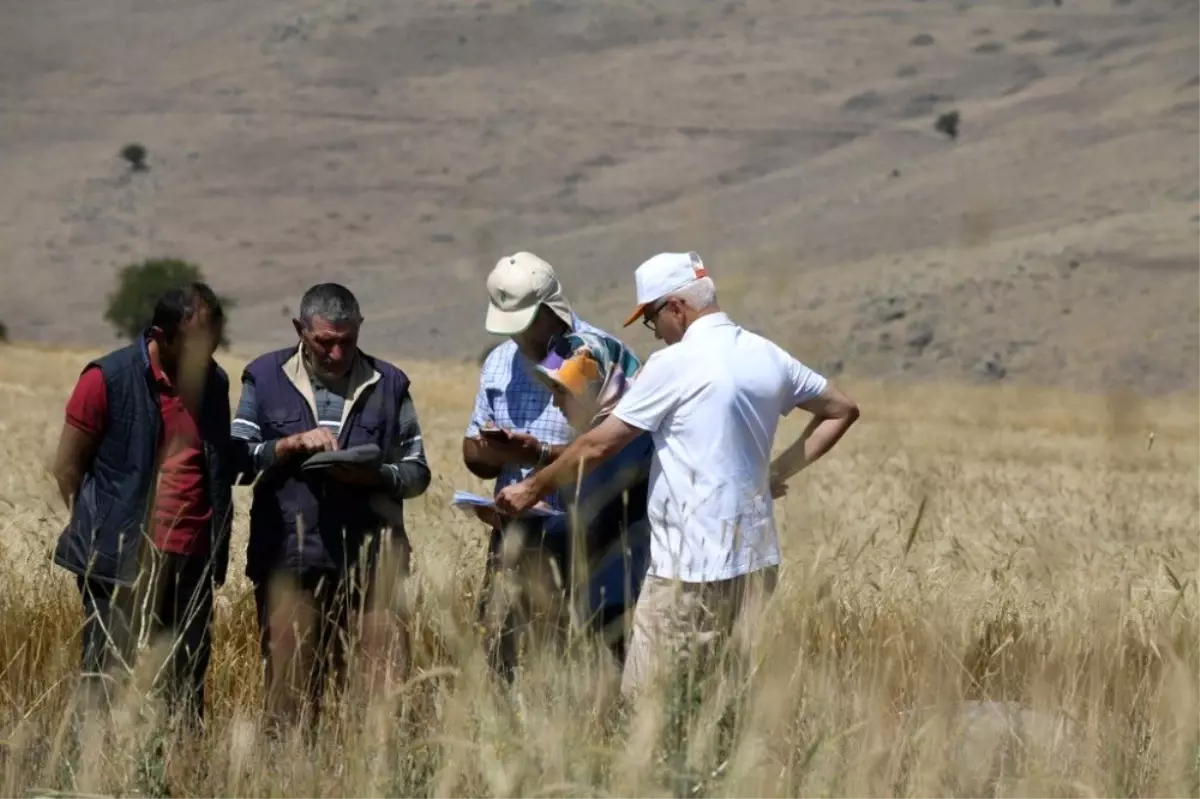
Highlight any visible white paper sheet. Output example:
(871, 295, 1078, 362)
(451, 490, 563, 518)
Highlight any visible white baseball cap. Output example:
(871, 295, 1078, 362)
(485, 252, 575, 336)
(622, 251, 709, 327)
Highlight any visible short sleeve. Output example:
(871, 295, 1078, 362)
(65, 366, 108, 436)
(465, 349, 503, 438)
(784, 353, 828, 412)
(464, 376, 493, 438)
(612, 353, 677, 433)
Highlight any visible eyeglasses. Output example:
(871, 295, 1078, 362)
(642, 298, 669, 331)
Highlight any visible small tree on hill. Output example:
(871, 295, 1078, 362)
(120, 143, 148, 171)
(104, 258, 234, 348)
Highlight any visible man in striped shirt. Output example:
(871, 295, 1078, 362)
(230, 283, 429, 734)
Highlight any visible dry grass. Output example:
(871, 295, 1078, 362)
(0, 343, 1196, 797)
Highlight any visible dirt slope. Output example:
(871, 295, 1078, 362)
(0, 0, 1196, 392)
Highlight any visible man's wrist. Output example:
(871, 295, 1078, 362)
(520, 439, 550, 467)
(529, 465, 552, 499)
(776, 462, 805, 483)
(275, 435, 296, 459)
(537, 442, 565, 467)
(256, 439, 280, 470)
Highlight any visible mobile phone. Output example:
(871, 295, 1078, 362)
(479, 427, 510, 440)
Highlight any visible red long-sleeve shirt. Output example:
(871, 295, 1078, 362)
(64, 363, 212, 556)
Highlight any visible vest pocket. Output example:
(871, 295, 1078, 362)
(345, 417, 383, 449)
(262, 407, 303, 437)
(76, 480, 115, 541)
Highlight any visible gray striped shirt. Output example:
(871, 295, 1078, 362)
(231, 367, 430, 500)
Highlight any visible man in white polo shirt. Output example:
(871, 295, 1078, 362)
(496, 250, 860, 698)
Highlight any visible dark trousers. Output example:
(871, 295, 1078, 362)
(75, 551, 214, 732)
(476, 511, 648, 680)
(148, 552, 214, 727)
(476, 519, 569, 682)
(477, 526, 519, 682)
(253, 534, 413, 739)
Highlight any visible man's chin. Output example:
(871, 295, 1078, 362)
(517, 342, 547, 362)
(315, 365, 352, 382)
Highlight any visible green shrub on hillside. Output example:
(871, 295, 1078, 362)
(103, 257, 234, 348)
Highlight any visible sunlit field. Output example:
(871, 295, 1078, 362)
(0, 343, 1196, 797)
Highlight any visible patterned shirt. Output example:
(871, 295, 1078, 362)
(231, 357, 430, 500)
(465, 315, 606, 507)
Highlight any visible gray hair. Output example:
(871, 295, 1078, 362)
(298, 283, 363, 327)
(669, 276, 718, 311)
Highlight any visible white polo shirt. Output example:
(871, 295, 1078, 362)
(612, 313, 828, 582)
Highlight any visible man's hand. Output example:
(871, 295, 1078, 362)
(277, 427, 339, 459)
(52, 423, 100, 511)
(463, 426, 555, 479)
(479, 425, 542, 464)
(769, 478, 788, 500)
(472, 500, 556, 530)
(472, 506, 505, 529)
(495, 479, 543, 516)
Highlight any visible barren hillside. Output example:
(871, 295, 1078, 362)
(1, 0, 1196, 392)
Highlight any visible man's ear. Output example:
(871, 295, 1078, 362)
(292, 318, 305, 339)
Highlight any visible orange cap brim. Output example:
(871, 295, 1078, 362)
(622, 303, 648, 327)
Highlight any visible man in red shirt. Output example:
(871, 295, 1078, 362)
(67, 343, 215, 557)
(52, 282, 237, 735)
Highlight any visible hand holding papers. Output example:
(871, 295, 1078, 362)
(451, 490, 562, 520)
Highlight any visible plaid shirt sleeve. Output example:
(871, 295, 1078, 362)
(380, 391, 431, 500)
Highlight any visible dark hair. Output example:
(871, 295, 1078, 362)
(150, 282, 225, 341)
(298, 283, 362, 327)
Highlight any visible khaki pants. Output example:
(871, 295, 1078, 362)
(620, 566, 778, 700)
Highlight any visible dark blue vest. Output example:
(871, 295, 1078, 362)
(53, 336, 235, 586)
(241, 348, 409, 584)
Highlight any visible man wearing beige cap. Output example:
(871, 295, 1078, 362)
(497, 250, 860, 699)
(463, 251, 609, 678)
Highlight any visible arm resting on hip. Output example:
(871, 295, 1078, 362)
(770, 384, 860, 483)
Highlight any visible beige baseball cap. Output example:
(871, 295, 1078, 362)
(485, 252, 575, 336)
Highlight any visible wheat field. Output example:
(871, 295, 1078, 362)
(0, 342, 1196, 797)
